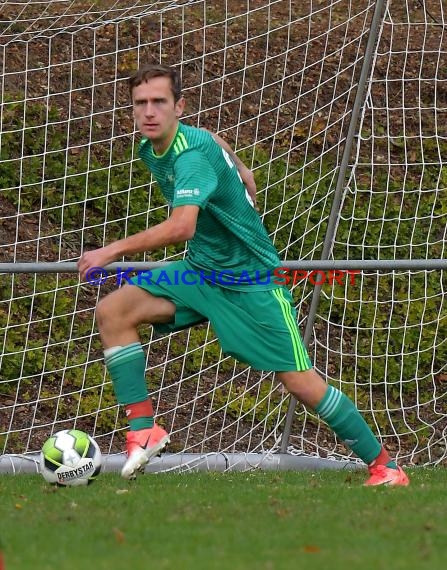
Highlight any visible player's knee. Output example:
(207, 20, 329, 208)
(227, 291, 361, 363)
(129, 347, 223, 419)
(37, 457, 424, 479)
(96, 293, 132, 331)
(277, 369, 327, 407)
(95, 296, 117, 329)
(278, 371, 306, 396)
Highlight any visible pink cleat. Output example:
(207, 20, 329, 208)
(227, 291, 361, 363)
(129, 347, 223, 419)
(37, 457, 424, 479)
(364, 464, 409, 487)
(121, 423, 170, 480)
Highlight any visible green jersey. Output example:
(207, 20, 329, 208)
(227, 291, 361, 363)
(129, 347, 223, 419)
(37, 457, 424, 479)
(139, 122, 281, 290)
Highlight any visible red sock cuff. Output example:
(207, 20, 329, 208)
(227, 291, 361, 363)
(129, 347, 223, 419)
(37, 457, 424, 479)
(125, 399, 154, 420)
(370, 446, 392, 467)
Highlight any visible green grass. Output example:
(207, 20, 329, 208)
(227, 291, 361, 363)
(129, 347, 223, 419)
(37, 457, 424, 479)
(1, 469, 447, 570)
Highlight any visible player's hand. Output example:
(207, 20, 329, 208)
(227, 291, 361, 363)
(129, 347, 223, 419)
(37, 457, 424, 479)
(77, 246, 117, 282)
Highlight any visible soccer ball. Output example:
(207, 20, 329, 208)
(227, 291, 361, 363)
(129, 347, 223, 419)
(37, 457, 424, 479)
(40, 429, 102, 486)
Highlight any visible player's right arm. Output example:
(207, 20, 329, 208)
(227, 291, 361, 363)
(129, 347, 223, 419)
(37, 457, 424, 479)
(77, 205, 199, 280)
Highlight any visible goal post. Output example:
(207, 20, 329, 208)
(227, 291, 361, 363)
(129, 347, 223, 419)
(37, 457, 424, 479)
(1, 0, 446, 473)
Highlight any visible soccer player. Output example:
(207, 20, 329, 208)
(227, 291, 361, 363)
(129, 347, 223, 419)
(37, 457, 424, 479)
(78, 64, 409, 486)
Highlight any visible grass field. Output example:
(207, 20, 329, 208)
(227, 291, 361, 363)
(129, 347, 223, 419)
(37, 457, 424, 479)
(1, 468, 447, 570)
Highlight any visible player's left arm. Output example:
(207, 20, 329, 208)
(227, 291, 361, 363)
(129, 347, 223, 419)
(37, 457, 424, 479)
(204, 130, 257, 207)
(77, 205, 199, 280)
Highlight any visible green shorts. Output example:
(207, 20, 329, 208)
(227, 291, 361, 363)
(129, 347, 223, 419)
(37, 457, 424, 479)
(130, 260, 312, 372)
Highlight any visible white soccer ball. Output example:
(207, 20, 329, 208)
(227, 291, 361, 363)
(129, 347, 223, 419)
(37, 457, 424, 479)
(40, 429, 102, 486)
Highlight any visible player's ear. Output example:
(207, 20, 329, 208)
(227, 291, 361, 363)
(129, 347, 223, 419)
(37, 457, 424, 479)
(175, 96, 185, 118)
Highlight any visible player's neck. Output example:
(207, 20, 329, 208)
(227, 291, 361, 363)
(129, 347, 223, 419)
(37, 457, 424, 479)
(152, 122, 180, 156)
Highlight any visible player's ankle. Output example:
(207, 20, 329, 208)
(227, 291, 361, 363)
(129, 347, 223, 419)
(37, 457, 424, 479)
(369, 447, 397, 469)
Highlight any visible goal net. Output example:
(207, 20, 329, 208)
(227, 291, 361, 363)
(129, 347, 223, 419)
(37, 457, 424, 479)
(1, 0, 446, 471)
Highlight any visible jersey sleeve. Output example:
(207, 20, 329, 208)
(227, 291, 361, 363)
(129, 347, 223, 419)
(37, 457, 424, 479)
(172, 149, 218, 208)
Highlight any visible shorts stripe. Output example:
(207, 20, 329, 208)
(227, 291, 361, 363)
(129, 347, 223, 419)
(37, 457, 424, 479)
(271, 288, 308, 370)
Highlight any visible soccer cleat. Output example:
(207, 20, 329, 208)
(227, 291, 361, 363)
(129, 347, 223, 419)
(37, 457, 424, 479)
(121, 423, 170, 480)
(364, 464, 409, 487)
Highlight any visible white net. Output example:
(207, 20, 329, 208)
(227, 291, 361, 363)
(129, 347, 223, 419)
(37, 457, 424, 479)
(302, 0, 447, 465)
(0, 0, 446, 467)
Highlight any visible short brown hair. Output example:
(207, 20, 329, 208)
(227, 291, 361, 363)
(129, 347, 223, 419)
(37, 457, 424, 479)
(128, 64, 182, 102)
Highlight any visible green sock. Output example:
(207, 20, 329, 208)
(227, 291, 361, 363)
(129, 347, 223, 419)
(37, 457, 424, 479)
(315, 385, 382, 465)
(104, 343, 154, 430)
